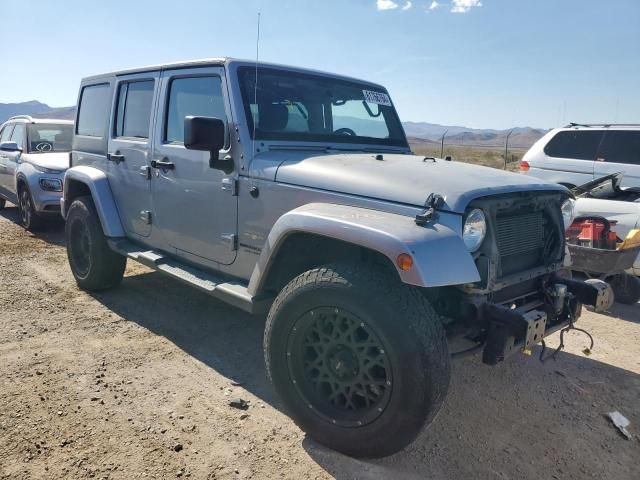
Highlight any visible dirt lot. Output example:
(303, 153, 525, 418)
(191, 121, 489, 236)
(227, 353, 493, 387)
(0, 206, 639, 480)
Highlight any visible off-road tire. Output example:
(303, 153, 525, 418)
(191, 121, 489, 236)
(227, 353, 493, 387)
(610, 273, 640, 305)
(18, 185, 44, 231)
(264, 263, 450, 458)
(65, 196, 126, 291)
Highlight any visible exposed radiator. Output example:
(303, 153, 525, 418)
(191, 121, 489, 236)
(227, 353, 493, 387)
(495, 212, 544, 276)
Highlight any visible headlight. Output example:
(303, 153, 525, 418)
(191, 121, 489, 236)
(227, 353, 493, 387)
(39, 178, 63, 192)
(463, 208, 487, 252)
(561, 199, 575, 231)
(33, 164, 64, 174)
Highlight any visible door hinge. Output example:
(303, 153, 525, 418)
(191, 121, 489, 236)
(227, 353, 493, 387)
(221, 177, 238, 196)
(141, 210, 152, 225)
(221, 233, 238, 251)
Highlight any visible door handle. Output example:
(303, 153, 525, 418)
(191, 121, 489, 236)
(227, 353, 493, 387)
(151, 158, 175, 170)
(107, 153, 125, 163)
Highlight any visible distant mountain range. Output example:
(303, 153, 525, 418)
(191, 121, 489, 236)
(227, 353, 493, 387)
(403, 121, 547, 149)
(0, 101, 76, 123)
(0, 101, 546, 149)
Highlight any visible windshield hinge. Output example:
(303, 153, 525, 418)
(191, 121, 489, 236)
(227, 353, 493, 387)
(415, 193, 445, 226)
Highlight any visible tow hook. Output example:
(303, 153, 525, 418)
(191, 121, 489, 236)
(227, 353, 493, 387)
(551, 276, 614, 313)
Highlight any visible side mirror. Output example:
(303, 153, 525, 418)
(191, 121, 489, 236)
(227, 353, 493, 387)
(0, 141, 21, 153)
(184, 116, 232, 173)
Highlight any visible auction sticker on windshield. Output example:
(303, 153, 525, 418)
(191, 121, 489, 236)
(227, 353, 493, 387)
(363, 90, 392, 107)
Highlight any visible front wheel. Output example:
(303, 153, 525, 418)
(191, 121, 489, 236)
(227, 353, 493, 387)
(65, 196, 126, 291)
(18, 186, 44, 231)
(264, 263, 450, 458)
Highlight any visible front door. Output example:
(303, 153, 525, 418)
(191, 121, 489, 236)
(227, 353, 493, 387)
(107, 73, 159, 238)
(151, 67, 237, 265)
(0, 123, 15, 193)
(4, 124, 26, 195)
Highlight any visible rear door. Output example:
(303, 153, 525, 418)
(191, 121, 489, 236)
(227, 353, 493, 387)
(541, 130, 603, 186)
(150, 67, 237, 265)
(107, 73, 159, 238)
(594, 130, 640, 188)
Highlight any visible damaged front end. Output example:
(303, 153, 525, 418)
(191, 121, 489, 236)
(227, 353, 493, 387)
(424, 191, 614, 365)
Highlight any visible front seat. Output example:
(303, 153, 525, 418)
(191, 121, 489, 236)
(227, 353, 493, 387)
(258, 103, 288, 132)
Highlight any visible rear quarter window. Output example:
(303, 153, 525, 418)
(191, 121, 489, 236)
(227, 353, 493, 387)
(598, 131, 640, 165)
(77, 83, 111, 137)
(544, 130, 604, 160)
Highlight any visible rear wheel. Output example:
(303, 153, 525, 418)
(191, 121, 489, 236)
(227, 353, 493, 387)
(65, 196, 126, 291)
(264, 263, 450, 458)
(610, 273, 640, 305)
(18, 185, 44, 231)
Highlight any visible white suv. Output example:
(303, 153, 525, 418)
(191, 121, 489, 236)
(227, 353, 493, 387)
(0, 115, 73, 230)
(520, 124, 640, 189)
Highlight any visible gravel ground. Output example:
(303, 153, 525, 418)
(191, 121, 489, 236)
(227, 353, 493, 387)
(0, 205, 638, 480)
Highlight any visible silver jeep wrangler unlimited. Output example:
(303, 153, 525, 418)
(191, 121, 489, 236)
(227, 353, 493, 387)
(62, 58, 609, 458)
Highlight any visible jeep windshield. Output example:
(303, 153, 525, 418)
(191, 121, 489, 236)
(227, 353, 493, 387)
(27, 123, 73, 153)
(238, 67, 408, 148)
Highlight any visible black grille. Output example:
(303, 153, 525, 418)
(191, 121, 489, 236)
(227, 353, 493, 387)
(496, 212, 544, 276)
(496, 212, 543, 256)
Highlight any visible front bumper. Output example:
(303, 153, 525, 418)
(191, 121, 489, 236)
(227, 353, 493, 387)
(25, 172, 65, 215)
(481, 276, 613, 365)
(32, 189, 63, 215)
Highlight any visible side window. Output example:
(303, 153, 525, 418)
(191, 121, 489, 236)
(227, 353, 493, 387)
(0, 125, 13, 143)
(77, 83, 110, 137)
(598, 131, 640, 165)
(114, 80, 155, 139)
(165, 76, 227, 144)
(10, 124, 26, 148)
(544, 130, 604, 160)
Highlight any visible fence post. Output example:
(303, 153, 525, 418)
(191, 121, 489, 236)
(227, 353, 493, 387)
(440, 130, 448, 158)
(504, 130, 514, 169)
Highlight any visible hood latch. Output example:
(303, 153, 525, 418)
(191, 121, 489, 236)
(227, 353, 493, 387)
(415, 193, 445, 226)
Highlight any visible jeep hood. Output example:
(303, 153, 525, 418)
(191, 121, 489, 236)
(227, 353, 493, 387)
(271, 152, 567, 213)
(22, 152, 69, 172)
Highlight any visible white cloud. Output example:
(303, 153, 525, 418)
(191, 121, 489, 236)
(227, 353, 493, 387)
(429, 1, 440, 10)
(451, 0, 483, 13)
(377, 0, 399, 10)
(402, 1, 412, 10)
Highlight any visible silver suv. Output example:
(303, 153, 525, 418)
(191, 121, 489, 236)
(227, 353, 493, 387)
(62, 58, 610, 458)
(0, 115, 73, 229)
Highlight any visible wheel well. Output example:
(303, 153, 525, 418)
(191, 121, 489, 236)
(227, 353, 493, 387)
(16, 176, 27, 192)
(259, 233, 398, 295)
(65, 180, 91, 205)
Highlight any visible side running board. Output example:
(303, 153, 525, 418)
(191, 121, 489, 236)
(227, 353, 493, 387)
(107, 239, 272, 315)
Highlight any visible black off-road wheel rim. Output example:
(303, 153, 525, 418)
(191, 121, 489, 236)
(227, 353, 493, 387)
(286, 306, 393, 427)
(69, 218, 92, 278)
(19, 189, 32, 227)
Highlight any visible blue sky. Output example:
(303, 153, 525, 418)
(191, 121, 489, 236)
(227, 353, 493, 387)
(1, 0, 638, 129)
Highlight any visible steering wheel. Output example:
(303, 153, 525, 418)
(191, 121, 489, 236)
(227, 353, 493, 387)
(35, 142, 53, 152)
(333, 127, 357, 136)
